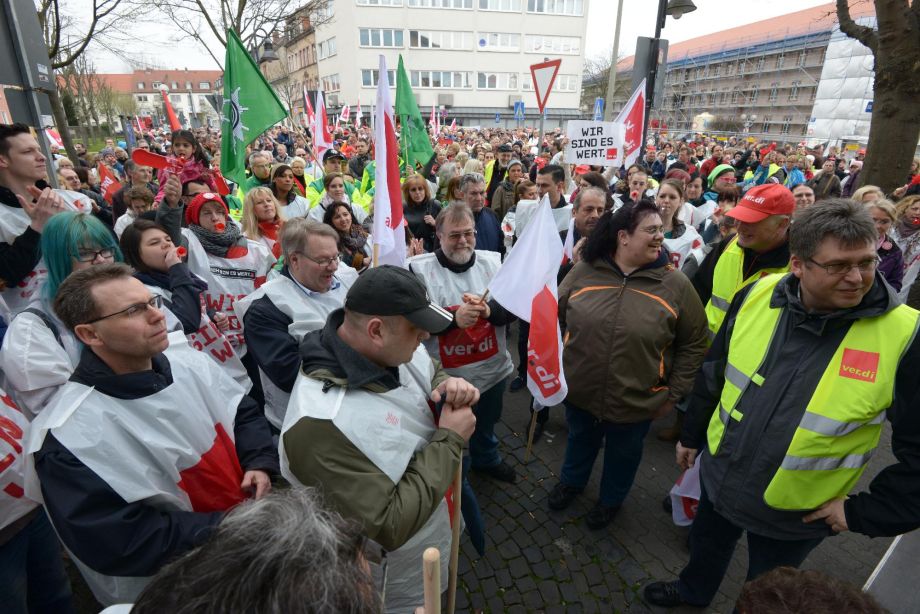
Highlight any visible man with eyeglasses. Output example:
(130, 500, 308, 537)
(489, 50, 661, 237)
(408, 204, 518, 483)
(693, 184, 794, 339)
(646, 198, 920, 608)
(237, 220, 358, 431)
(241, 151, 273, 194)
(459, 172, 503, 255)
(26, 263, 278, 606)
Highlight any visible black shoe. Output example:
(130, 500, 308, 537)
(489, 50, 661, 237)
(473, 461, 517, 483)
(662, 494, 673, 515)
(509, 376, 525, 392)
(643, 581, 689, 608)
(585, 503, 621, 530)
(547, 482, 581, 510)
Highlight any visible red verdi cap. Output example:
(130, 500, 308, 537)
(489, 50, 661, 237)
(726, 184, 795, 223)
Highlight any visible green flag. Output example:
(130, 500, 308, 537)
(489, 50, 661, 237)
(220, 29, 287, 184)
(395, 55, 434, 173)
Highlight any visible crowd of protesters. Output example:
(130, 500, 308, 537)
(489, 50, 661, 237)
(1, 115, 919, 614)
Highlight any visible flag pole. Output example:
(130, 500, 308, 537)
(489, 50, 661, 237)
(446, 467, 462, 614)
(423, 547, 441, 614)
(524, 399, 539, 463)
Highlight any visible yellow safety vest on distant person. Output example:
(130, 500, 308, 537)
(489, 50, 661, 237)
(706, 274, 920, 510)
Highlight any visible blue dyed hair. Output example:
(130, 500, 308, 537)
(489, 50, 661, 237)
(41, 212, 123, 299)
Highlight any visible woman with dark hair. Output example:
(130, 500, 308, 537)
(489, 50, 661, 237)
(547, 201, 708, 529)
(402, 173, 442, 253)
(323, 202, 371, 272)
(120, 219, 251, 387)
(270, 164, 311, 218)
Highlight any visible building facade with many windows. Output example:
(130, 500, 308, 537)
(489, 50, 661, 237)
(305, 0, 589, 127)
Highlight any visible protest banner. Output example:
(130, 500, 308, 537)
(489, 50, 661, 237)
(564, 120, 625, 166)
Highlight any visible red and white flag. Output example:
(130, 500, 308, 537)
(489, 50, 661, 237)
(372, 55, 406, 267)
(429, 104, 437, 132)
(302, 85, 315, 127)
(355, 96, 363, 128)
(313, 89, 333, 158)
(488, 195, 567, 407)
(159, 88, 182, 132)
(615, 78, 646, 169)
(561, 217, 575, 264)
(337, 104, 350, 130)
(97, 163, 123, 204)
(449, 118, 456, 132)
(44, 128, 63, 150)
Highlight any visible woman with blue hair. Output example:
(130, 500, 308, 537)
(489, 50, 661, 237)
(0, 212, 121, 418)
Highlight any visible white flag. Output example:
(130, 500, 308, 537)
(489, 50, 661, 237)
(372, 55, 406, 267)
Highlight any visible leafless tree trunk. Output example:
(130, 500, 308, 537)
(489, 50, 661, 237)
(837, 0, 920, 192)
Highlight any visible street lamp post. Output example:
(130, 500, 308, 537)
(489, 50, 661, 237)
(642, 0, 696, 148)
(741, 113, 758, 135)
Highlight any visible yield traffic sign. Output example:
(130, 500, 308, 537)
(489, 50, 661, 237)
(530, 58, 561, 114)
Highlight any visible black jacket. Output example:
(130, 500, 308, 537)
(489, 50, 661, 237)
(682, 274, 920, 539)
(134, 264, 208, 335)
(403, 198, 442, 253)
(691, 234, 790, 305)
(34, 348, 278, 576)
(0, 183, 42, 291)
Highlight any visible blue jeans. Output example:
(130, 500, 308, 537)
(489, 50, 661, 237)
(559, 403, 651, 507)
(469, 379, 506, 469)
(0, 510, 75, 614)
(677, 486, 824, 606)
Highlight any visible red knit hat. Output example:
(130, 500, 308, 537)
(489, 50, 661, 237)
(185, 192, 228, 226)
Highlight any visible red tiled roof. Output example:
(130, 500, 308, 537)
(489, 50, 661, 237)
(94, 69, 223, 94)
(617, 1, 875, 71)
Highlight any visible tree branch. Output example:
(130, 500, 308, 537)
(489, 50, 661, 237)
(836, 0, 878, 56)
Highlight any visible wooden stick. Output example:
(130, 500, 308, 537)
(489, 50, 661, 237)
(524, 401, 539, 463)
(423, 547, 441, 614)
(446, 467, 462, 614)
(372, 242, 379, 268)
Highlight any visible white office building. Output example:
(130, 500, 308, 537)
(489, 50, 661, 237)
(313, 0, 589, 128)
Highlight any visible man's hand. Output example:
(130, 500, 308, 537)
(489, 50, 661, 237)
(676, 442, 697, 471)
(803, 498, 849, 533)
(653, 398, 676, 420)
(18, 186, 67, 233)
(461, 293, 491, 318)
(164, 244, 183, 268)
(212, 311, 230, 332)
(572, 237, 586, 264)
(162, 175, 182, 208)
(241, 470, 271, 500)
(438, 403, 476, 442)
(455, 300, 486, 329)
(431, 376, 480, 409)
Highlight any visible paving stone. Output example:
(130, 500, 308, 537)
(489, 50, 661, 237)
(532, 559, 554, 579)
(559, 581, 580, 603)
(508, 556, 529, 579)
(539, 579, 561, 604)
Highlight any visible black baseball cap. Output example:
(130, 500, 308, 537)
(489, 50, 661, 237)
(323, 149, 346, 162)
(345, 265, 453, 333)
(497, 143, 513, 153)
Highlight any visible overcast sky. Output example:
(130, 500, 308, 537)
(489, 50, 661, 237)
(84, 0, 835, 72)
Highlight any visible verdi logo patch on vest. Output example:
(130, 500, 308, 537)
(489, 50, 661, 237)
(839, 348, 880, 383)
(438, 305, 499, 369)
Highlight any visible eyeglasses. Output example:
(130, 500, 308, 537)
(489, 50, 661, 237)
(85, 295, 163, 324)
(807, 257, 879, 276)
(298, 252, 338, 268)
(639, 225, 665, 235)
(75, 248, 115, 263)
(445, 229, 477, 242)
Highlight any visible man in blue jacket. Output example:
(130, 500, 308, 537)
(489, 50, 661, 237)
(459, 172, 503, 256)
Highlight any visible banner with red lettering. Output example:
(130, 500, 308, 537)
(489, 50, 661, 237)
(97, 163, 123, 204)
(487, 195, 567, 406)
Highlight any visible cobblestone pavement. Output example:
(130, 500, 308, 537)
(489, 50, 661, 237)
(454, 375, 896, 613)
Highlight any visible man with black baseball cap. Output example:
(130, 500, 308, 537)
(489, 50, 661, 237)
(279, 265, 479, 612)
(486, 142, 514, 204)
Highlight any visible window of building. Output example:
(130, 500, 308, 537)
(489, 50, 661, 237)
(358, 0, 403, 5)
(781, 115, 792, 134)
(477, 72, 518, 89)
(322, 74, 341, 91)
(726, 62, 735, 76)
(719, 90, 727, 105)
(318, 37, 337, 59)
(170, 94, 180, 103)
(769, 82, 778, 102)
(477, 32, 520, 52)
(708, 92, 716, 105)
(798, 50, 807, 67)
(408, 0, 472, 8)
(755, 57, 764, 72)
(521, 73, 575, 91)
(137, 82, 145, 89)
(171, 81, 178, 89)
(359, 28, 405, 48)
(524, 35, 580, 55)
(731, 87, 740, 104)
(361, 69, 396, 87)
(526, 0, 583, 16)
(761, 116, 771, 133)
(410, 30, 473, 50)
(712, 63, 721, 77)
(184, 81, 192, 89)
(137, 95, 148, 102)
(789, 81, 800, 101)
(152, 81, 162, 88)
(750, 85, 759, 103)
(479, 0, 521, 10)
(411, 70, 472, 88)
(776, 54, 784, 69)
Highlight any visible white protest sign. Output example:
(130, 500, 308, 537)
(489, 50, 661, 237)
(564, 120, 624, 166)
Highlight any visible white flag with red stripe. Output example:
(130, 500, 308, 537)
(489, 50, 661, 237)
(561, 217, 575, 264)
(615, 78, 646, 169)
(449, 118, 456, 132)
(355, 96, 363, 128)
(488, 195, 567, 406)
(313, 89, 333, 158)
(303, 85, 315, 126)
(372, 55, 406, 266)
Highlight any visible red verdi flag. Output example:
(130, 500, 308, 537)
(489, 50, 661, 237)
(615, 78, 646, 169)
(372, 54, 406, 266)
(159, 88, 182, 132)
(97, 163, 123, 204)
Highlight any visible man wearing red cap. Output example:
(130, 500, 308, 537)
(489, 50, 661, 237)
(694, 183, 795, 339)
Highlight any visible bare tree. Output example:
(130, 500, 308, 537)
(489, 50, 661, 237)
(836, 0, 920, 192)
(581, 48, 628, 115)
(147, 0, 332, 66)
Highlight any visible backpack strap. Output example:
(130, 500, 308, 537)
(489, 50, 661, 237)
(22, 307, 64, 348)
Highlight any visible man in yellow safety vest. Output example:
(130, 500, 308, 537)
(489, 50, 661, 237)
(645, 199, 920, 608)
